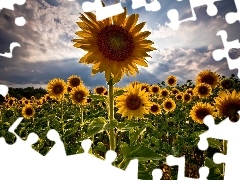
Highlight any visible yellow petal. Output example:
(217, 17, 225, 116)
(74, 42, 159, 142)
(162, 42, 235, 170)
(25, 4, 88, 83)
(130, 22, 146, 35)
(113, 7, 127, 25)
(124, 14, 139, 31)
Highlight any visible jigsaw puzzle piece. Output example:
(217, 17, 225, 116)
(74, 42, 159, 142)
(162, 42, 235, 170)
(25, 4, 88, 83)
(0, 85, 17, 144)
(225, 0, 240, 24)
(166, 0, 221, 30)
(166, 155, 209, 179)
(131, 0, 161, 11)
(0, 0, 26, 11)
(82, 0, 124, 21)
(152, 169, 163, 180)
(212, 30, 240, 78)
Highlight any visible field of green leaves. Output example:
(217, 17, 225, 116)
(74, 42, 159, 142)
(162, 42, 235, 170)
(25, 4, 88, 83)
(1, 71, 240, 180)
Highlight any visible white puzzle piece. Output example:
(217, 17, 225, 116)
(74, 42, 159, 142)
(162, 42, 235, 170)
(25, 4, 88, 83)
(212, 30, 240, 78)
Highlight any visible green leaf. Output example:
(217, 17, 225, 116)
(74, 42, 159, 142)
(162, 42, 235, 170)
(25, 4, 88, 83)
(103, 119, 118, 130)
(64, 127, 78, 137)
(129, 127, 146, 144)
(87, 117, 106, 137)
(95, 142, 107, 152)
(114, 90, 126, 97)
(208, 138, 222, 151)
(88, 94, 107, 100)
(121, 146, 165, 161)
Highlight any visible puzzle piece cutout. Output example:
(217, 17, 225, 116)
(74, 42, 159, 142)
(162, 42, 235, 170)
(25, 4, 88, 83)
(212, 30, 240, 78)
(0, 115, 144, 180)
(198, 113, 240, 180)
(166, 0, 222, 30)
(166, 155, 209, 180)
(0, 1, 26, 58)
(131, 0, 161, 12)
(82, 0, 124, 21)
(225, 0, 240, 24)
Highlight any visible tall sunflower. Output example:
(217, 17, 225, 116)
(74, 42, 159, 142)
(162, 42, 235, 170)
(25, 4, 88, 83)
(193, 83, 212, 98)
(72, 5, 156, 83)
(22, 104, 35, 119)
(70, 86, 90, 105)
(190, 102, 215, 124)
(115, 84, 152, 119)
(150, 84, 161, 95)
(67, 75, 83, 88)
(196, 70, 219, 88)
(166, 75, 177, 86)
(46, 78, 67, 100)
(162, 98, 176, 113)
(214, 90, 240, 122)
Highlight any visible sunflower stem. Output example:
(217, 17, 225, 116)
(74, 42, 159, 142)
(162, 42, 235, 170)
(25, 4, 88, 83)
(222, 140, 227, 176)
(108, 78, 116, 151)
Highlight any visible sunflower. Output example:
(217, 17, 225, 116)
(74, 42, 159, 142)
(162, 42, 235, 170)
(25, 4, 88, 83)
(70, 86, 89, 105)
(196, 70, 219, 88)
(22, 104, 35, 119)
(72, 5, 156, 83)
(171, 88, 179, 95)
(67, 75, 83, 88)
(44, 94, 51, 101)
(7, 97, 16, 107)
(186, 88, 194, 96)
(190, 102, 215, 124)
(149, 103, 161, 115)
(160, 88, 169, 98)
(214, 90, 240, 122)
(94, 86, 107, 95)
(183, 93, 192, 103)
(150, 85, 161, 94)
(67, 86, 72, 93)
(220, 78, 234, 89)
(193, 83, 212, 98)
(176, 92, 183, 100)
(141, 83, 150, 92)
(166, 75, 177, 86)
(46, 78, 67, 100)
(131, 81, 141, 87)
(162, 98, 176, 113)
(115, 84, 152, 119)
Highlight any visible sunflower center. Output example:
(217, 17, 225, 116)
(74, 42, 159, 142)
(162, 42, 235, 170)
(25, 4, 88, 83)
(70, 78, 81, 87)
(184, 94, 190, 101)
(165, 102, 173, 109)
(196, 108, 209, 120)
(53, 85, 64, 94)
(222, 102, 240, 122)
(201, 75, 214, 85)
(152, 87, 159, 93)
(162, 91, 168, 97)
(25, 108, 33, 116)
(126, 95, 142, 110)
(172, 90, 178, 94)
(74, 92, 84, 102)
(8, 100, 13, 105)
(141, 86, 149, 92)
(198, 86, 208, 95)
(97, 25, 134, 61)
(96, 87, 105, 94)
(168, 78, 175, 85)
(151, 105, 159, 112)
(176, 95, 182, 100)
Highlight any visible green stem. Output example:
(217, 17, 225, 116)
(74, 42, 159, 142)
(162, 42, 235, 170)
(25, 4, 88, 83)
(222, 140, 227, 176)
(108, 79, 115, 151)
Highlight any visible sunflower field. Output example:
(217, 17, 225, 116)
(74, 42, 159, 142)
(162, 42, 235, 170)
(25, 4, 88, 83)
(1, 72, 240, 180)
(1, 2, 240, 180)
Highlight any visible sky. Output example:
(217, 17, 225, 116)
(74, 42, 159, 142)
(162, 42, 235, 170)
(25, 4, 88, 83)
(0, 0, 240, 90)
